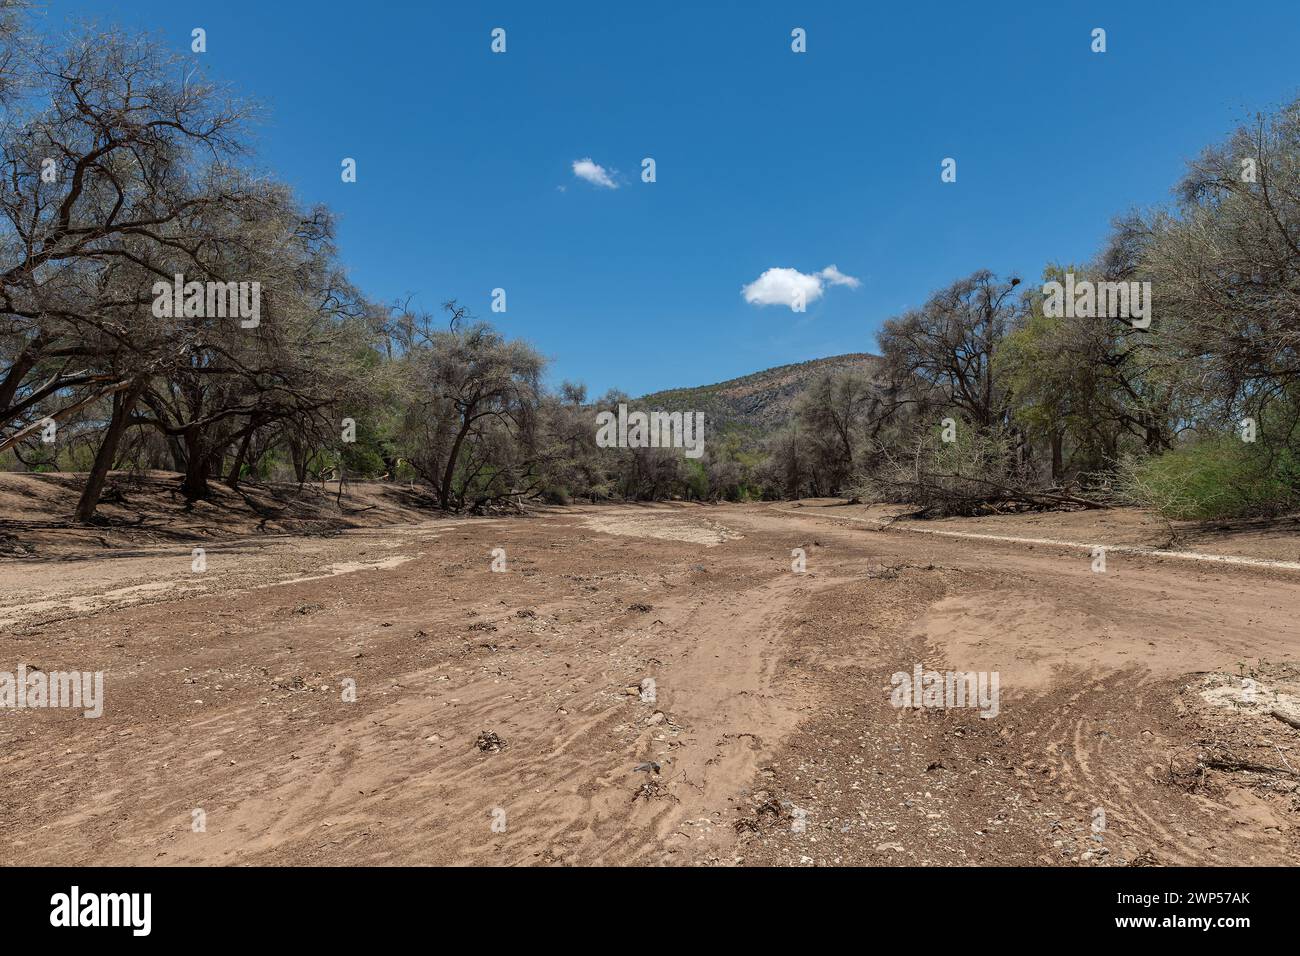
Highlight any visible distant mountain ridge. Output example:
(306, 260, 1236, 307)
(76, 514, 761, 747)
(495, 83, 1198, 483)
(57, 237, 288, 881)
(637, 353, 881, 432)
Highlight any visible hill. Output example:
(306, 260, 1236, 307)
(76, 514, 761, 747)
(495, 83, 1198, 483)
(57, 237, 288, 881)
(637, 353, 882, 432)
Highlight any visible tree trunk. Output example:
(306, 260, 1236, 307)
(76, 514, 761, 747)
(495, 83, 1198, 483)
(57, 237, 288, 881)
(74, 380, 145, 523)
(1050, 430, 1064, 481)
(155, 432, 184, 472)
(290, 438, 309, 487)
(226, 427, 256, 489)
(180, 430, 211, 500)
(439, 413, 475, 511)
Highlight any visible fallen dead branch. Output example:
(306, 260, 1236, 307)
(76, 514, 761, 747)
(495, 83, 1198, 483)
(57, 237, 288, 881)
(1270, 709, 1300, 730)
(1203, 754, 1299, 778)
(850, 430, 1107, 517)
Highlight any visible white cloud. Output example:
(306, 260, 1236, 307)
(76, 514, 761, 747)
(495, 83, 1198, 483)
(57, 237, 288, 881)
(741, 264, 861, 308)
(818, 264, 861, 288)
(742, 268, 824, 308)
(572, 158, 618, 189)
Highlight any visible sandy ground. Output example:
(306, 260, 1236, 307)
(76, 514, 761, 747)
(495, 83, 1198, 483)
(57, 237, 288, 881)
(0, 471, 441, 561)
(2, 491, 1299, 866)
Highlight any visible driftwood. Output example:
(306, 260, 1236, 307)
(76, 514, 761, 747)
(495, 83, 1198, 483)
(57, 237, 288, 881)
(873, 468, 1107, 518)
(1270, 709, 1300, 730)
(1203, 755, 1299, 778)
(923, 470, 1105, 509)
(855, 431, 1109, 518)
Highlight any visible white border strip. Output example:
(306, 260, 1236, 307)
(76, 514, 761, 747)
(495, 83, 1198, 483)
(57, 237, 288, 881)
(771, 507, 1300, 572)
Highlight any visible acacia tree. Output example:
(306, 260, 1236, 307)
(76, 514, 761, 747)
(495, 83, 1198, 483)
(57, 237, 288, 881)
(793, 370, 900, 493)
(877, 270, 1022, 430)
(998, 263, 1179, 481)
(398, 321, 544, 511)
(0, 0, 29, 106)
(532, 382, 615, 503)
(1127, 98, 1300, 428)
(761, 425, 814, 498)
(125, 185, 369, 504)
(0, 26, 251, 514)
(0, 19, 377, 518)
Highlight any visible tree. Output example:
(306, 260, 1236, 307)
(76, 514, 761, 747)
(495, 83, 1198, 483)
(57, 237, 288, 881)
(999, 263, 1177, 481)
(0, 29, 249, 437)
(793, 370, 898, 494)
(398, 321, 544, 511)
(878, 270, 1021, 430)
(124, 185, 368, 505)
(1126, 98, 1300, 432)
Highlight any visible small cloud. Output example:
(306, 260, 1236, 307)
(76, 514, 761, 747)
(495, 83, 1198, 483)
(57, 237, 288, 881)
(742, 268, 824, 308)
(818, 264, 861, 288)
(572, 157, 618, 189)
(742, 264, 861, 309)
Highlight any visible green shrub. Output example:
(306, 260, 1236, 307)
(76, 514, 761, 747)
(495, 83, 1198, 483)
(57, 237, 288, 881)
(1119, 437, 1298, 520)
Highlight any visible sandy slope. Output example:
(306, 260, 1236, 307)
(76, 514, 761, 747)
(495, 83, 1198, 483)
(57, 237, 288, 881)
(1, 500, 1297, 866)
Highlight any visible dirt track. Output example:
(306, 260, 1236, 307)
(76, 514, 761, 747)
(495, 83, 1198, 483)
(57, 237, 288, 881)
(2, 501, 1298, 866)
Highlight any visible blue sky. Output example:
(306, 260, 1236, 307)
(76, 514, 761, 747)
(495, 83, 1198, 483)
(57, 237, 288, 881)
(39, 1, 1300, 396)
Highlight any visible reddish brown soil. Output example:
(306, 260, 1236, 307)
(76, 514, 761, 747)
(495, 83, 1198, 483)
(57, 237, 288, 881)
(1, 482, 1297, 866)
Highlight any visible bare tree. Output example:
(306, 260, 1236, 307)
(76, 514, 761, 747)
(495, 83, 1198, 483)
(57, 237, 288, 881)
(878, 270, 1021, 429)
(0, 28, 250, 461)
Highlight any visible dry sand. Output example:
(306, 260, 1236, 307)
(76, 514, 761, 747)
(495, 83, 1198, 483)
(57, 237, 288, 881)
(2, 482, 1298, 866)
